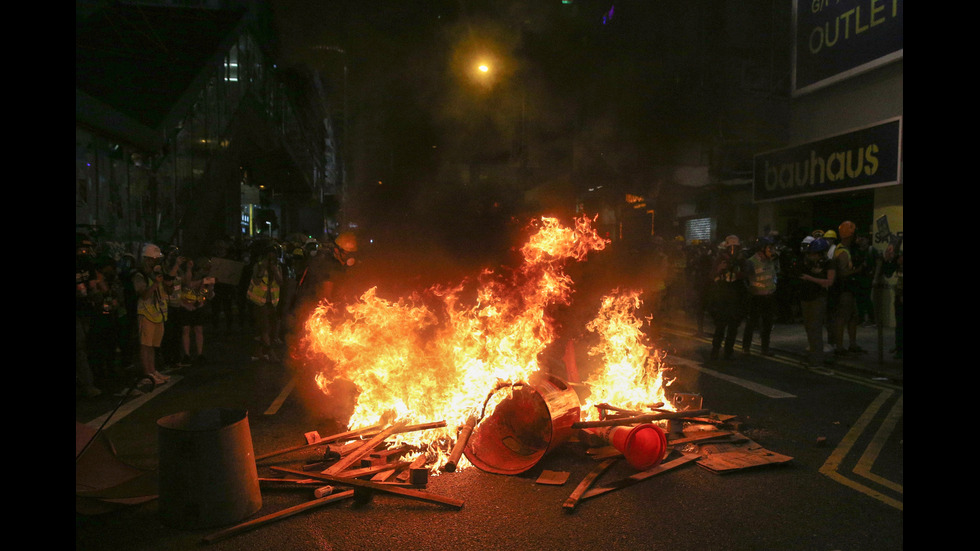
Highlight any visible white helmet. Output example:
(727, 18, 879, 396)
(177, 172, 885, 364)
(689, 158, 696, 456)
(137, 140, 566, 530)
(800, 236, 815, 253)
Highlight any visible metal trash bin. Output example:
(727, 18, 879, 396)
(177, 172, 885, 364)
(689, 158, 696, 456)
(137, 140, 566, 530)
(157, 408, 262, 529)
(463, 373, 581, 475)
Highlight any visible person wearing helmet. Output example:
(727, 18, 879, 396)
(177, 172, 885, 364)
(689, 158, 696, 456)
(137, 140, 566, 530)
(333, 232, 358, 263)
(321, 232, 358, 299)
(798, 238, 836, 367)
(247, 242, 283, 362)
(132, 243, 181, 385)
(707, 235, 748, 361)
(830, 221, 865, 357)
(800, 235, 815, 253)
(822, 229, 838, 260)
(741, 236, 778, 356)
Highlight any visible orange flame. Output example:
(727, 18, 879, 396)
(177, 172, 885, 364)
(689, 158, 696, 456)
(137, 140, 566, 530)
(301, 215, 673, 470)
(580, 289, 674, 421)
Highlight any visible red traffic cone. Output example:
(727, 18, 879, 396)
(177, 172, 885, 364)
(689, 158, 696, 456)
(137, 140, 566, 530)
(591, 423, 667, 470)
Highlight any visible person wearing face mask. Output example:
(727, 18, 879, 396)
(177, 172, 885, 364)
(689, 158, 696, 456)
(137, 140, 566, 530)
(741, 236, 778, 356)
(707, 235, 747, 361)
(132, 243, 180, 384)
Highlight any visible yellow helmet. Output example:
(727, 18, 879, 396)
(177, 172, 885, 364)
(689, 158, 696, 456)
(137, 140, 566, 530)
(823, 229, 837, 240)
(335, 232, 358, 253)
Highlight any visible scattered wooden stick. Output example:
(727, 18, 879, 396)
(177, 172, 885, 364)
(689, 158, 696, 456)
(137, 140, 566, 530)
(258, 477, 321, 486)
(579, 453, 700, 501)
(255, 424, 384, 462)
(255, 421, 447, 463)
(562, 458, 618, 512)
(202, 490, 355, 544)
(571, 409, 710, 429)
(595, 402, 665, 416)
(332, 460, 411, 481)
(396, 454, 429, 483)
(441, 417, 476, 472)
(666, 430, 733, 446)
(323, 421, 407, 475)
(271, 467, 463, 510)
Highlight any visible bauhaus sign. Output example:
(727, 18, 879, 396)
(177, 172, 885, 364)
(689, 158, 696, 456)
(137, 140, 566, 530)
(752, 117, 901, 202)
(793, 0, 903, 96)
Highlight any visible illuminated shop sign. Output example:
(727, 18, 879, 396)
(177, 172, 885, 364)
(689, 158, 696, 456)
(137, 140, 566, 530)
(752, 117, 901, 202)
(792, 0, 903, 96)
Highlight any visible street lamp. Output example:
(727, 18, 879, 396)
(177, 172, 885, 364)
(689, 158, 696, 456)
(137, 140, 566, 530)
(474, 59, 527, 172)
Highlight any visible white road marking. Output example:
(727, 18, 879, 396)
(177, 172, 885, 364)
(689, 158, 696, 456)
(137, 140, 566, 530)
(666, 355, 797, 398)
(84, 375, 182, 430)
(264, 376, 296, 415)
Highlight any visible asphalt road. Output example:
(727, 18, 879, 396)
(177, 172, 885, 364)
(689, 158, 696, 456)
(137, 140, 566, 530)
(76, 325, 903, 551)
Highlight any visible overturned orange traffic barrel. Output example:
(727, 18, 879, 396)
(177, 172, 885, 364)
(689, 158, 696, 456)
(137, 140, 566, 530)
(463, 372, 581, 475)
(157, 408, 262, 529)
(586, 423, 668, 470)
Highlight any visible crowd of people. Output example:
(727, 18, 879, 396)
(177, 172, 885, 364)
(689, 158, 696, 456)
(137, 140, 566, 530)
(77, 219, 903, 398)
(666, 221, 904, 367)
(75, 230, 360, 398)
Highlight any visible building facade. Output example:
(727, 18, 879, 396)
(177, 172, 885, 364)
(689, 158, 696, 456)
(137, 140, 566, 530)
(76, 0, 340, 258)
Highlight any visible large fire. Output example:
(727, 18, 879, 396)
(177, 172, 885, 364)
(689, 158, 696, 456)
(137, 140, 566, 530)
(300, 215, 674, 471)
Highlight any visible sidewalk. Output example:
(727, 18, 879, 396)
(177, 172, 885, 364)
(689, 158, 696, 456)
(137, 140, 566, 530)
(662, 309, 903, 385)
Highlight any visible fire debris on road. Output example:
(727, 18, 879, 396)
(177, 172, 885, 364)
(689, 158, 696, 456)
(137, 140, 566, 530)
(76, 395, 796, 545)
(197, 400, 793, 542)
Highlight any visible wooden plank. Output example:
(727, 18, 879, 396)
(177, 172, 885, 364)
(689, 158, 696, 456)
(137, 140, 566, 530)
(666, 430, 733, 446)
(535, 470, 570, 485)
(562, 458, 618, 512)
(255, 424, 384, 462)
(271, 467, 463, 510)
(202, 490, 355, 544)
(258, 477, 321, 486)
(571, 409, 710, 429)
(441, 417, 476, 472)
(396, 454, 429, 483)
(323, 421, 406, 475)
(579, 454, 700, 501)
(334, 460, 411, 480)
(256, 421, 446, 463)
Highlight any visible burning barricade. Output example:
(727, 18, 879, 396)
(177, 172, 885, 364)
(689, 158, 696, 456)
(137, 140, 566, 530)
(201, 215, 791, 542)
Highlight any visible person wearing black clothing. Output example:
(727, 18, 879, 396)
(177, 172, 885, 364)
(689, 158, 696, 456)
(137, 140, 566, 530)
(707, 235, 747, 361)
(852, 235, 879, 326)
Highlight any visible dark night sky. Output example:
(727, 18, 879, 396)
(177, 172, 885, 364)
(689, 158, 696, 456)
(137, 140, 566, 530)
(264, 1, 783, 267)
(268, 0, 733, 158)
